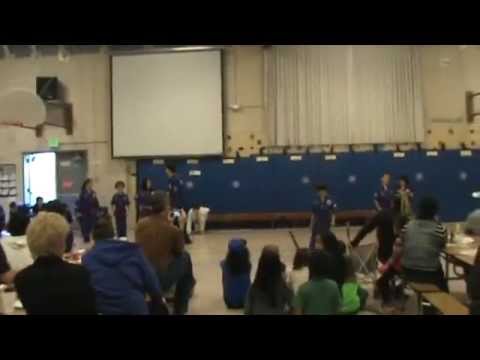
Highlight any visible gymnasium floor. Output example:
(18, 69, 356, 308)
(76, 226, 468, 316)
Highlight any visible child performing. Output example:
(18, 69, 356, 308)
(111, 181, 130, 238)
(309, 185, 337, 250)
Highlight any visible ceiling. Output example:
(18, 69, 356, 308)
(0, 45, 224, 59)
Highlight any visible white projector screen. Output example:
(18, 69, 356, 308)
(112, 50, 224, 158)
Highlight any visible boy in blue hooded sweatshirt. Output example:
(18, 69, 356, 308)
(83, 212, 166, 315)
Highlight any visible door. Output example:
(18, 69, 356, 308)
(23, 152, 57, 207)
(56, 151, 88, 217)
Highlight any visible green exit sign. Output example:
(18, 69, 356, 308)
(48, 137, 60, 148)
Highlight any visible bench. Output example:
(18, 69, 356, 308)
(422, 293, 469, 316)
(208, 210, 375, 229)
(407, 283, 441, 314)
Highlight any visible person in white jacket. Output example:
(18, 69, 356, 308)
(186, 205, 210, 237)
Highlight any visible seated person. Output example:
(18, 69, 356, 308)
(316, 231, 347, 288)
(245, 245, 293, 315)
(83, 213, 165, 315)
(0, 245, 15, 286)
(0, 204, 5, 237)
(14, 212, 97, 315)
(32, 197, 44, 216)
(186, 204, 210, 236)
(221, 239, 252, 309)
(464, 210, 480, 315)
(286, 248, 310, 294)
(339, 257, 369, 315)
(293, 250, 341, 315)
(401, 197, 448, 292)
(43, 200, 75, 253)
(136, 191, 196, 315)
(2, 210, 33, 271)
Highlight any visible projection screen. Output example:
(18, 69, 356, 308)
(112, 49, 223, 158)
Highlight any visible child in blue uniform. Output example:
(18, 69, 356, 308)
(166, 165, 185, 211)
(76, 178, 100, 243)
(310, 185, 337, 250)
(111, 181, 130, 238)
(374, 173, 393, 211)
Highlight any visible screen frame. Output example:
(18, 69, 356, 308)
(110, 48, 226, 160)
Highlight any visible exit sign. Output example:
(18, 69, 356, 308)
(48, 137, 60, 148)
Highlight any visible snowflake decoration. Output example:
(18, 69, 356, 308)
(415, 173, 424, 182)
(232, 180, 241, 189)
(459, 172, 468, 181)
(185, 181, 195, 190)
(301, 176, 311, 185)
(348, 175, 357, 184)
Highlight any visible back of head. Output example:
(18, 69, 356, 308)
(321, 231, 343, 256)
(465, 210, 480, 237)
(27, 212, 69, 259)
(309, 250, 332, 280)
(93, 213, 115, 241)
(7, 211, 30, 236)
(226, 239, 251, 275)
(149, 191, 169, 215)
(253, 246, 283, 306)
(417, 196, 439, 220)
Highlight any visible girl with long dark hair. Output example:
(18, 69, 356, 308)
(75, 179, 99, 243)
(221, 239, 252, 309)
(245, 246, 293, 315)
(317, 231, 347, 287)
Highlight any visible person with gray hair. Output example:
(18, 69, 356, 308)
(14, 212, 97, 315)
(465, 210, 480, 315)
(136, 191, 196, 315)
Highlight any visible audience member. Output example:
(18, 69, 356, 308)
(317, 231, 347, 288)
(0, 246, 15, 285)
(293, 250, 341, 315)
(0, 204, 5, 237)
(2, 211, 33, 271)
(464, 210, 480, 315)
(76, 179, 100, 243)
(221, 239, 251, 309)
(32, 197, 44, 216)
(287, 248, 310, 294)
(339, 257, 368, 315)
(401, 197, 448, 292)
(44, 200, 75, 253)
(15, 212, 97, 315)
(83, 213, 165, 315)
(136, 191, 196, 315)
(245, 245, 293, 315)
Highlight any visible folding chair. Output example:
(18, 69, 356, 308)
(345, 222, 379, 284)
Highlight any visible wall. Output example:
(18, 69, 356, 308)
(0, 53, 132, 223)
(2, 46, 480, 222)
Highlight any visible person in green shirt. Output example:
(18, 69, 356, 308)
(293, 250, 341, 315)
(340, 257, 369, 315)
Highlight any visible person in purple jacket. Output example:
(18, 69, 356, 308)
(76, 178, 100, 244)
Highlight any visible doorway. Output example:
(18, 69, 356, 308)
(23, 152, 57, 206)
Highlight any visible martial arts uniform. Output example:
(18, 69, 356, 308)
(76, 190, 99, 243)
(310, 196, 337, 249)
(111, 192, 130, 238)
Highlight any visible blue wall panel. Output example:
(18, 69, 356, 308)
(137, 151, 480, 222)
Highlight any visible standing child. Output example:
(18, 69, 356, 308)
(76, 179, 100, 244)
(310, 185, 337, 250)
(374, 173, 393, 211)
(32, 197, 44, 216)
(111, 181, 130, 239)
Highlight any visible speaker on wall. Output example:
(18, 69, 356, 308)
(36, 77, 59, 101)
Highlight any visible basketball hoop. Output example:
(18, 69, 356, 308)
(0, 89, 46, 131)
